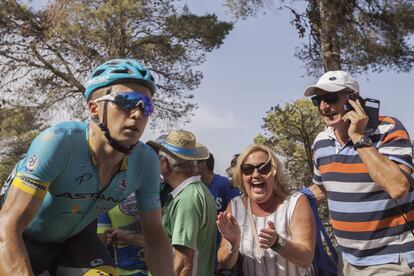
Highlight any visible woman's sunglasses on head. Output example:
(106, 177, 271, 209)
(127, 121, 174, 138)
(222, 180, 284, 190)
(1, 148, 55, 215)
(240, 159, 272, 176)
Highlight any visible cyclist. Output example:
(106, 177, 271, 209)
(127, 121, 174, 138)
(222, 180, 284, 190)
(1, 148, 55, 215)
(0, 59, 174, 276)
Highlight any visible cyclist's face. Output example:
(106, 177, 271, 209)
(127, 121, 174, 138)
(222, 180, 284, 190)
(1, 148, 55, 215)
(103, 82, 152, 146)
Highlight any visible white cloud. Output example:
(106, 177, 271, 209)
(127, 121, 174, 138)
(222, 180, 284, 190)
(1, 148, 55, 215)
(188, 104, 241, 132)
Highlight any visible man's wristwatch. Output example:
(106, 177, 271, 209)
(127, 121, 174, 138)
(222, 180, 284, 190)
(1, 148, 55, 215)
(270, 234, 286, 252)
(353, 136, 372, 150)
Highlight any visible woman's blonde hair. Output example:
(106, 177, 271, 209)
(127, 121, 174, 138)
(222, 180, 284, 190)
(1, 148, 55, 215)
(232, 144, 290, 200)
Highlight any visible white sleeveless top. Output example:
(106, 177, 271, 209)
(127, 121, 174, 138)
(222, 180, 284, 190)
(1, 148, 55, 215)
(231, 192, 314, 276)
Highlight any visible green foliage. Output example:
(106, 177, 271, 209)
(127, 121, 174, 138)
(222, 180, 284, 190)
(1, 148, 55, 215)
(225, 0, 414, 76)
(225, 0, 275, 19)
(256, 98, 324, 189)
(0, 0, 233, 124)
(0, 107, 42, 185)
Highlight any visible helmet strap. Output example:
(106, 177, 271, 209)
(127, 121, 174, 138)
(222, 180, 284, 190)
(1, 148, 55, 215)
(98, 123, 136, 154)
(97, 88, 137, 155)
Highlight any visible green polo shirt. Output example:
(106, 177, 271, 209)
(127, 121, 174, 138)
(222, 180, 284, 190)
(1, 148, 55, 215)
(162, 176, 217, 276)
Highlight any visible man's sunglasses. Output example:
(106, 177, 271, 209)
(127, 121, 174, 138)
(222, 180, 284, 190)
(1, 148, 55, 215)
(240, 159, 273, 176)
(95, 91, 154, 116)
(311, 93, 340, 106)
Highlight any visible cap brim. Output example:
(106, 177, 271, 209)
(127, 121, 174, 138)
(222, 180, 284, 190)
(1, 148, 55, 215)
(304, 83, 348, 96)
(146, 140, 210, 161)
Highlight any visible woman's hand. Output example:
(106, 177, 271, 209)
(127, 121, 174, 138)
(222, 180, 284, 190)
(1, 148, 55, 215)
(258, 221, 278, 249)
(217, 211, 241, 246)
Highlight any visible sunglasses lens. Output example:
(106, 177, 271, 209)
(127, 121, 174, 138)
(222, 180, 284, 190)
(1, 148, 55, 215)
(240, 164, 254, 175)
(142, 98, 154, 116)
(114, 92, 154, 116)
(258, 161, 272, 175)
(312, 93, 339, 106)
(311, 96, 320, 106)
(240, 160, 272, 175)
(323, 94, 338, 104)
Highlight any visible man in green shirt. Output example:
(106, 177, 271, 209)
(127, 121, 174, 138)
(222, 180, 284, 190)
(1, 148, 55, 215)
(148, 130, 217, 276)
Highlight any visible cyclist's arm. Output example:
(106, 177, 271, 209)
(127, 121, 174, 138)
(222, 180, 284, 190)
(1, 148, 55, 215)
(139, 208, 174, 276)
(0, 185, 43, 276)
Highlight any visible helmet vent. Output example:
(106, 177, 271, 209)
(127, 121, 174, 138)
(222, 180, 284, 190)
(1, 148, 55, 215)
(111, 69, 130, 74)
(92, 69, 106, 77)
(138, 69, 147, 77)
(106, 61, 120, 66)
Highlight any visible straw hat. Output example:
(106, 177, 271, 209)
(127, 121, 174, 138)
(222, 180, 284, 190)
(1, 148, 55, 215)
(147, 130, 210, 161)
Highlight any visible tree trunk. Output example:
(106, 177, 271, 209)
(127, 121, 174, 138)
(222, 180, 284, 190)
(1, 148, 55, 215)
(317, 0, 341, 71)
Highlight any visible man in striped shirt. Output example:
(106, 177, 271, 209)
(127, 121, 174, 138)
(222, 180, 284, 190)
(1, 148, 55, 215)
(304, 70, 414, 275)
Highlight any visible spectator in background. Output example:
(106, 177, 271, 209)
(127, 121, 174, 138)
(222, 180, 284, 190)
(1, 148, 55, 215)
(159, 176, 173, 208)
(148, 130, 217, 276)
(304, 70, 414, 275)
(98, 193, 148, 276)
(146, 138, 173, 208)
(197, 153, 240, 275)
(226, 153, 241, 189)
(217, 144, 315, 276)
(198, 153, 240, 213)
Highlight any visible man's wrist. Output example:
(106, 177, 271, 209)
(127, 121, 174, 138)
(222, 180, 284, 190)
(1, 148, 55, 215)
(226, 240, 240, 254)
(353, 135, 372, 150)
(350, 134, 364, 144)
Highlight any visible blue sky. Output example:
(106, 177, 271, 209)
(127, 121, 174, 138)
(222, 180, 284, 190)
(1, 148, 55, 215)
(32, 0, 413, 175)
(145, 0, 414, 174)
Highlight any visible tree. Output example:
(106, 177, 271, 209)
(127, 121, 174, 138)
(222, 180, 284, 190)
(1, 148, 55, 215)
(254, 98, 324, 188)
(0, 106, 42, 185)
(225, 0, 414, 76)
(0, 0, 233, 125)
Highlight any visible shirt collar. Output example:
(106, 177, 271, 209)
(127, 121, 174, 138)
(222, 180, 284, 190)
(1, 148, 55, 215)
(325, 126, 336, 140)
(325, 125, 375, 142)
(171, 175, 201, 199)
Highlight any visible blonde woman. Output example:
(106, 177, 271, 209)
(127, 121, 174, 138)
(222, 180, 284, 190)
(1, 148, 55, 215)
(217, 144, 315, 276)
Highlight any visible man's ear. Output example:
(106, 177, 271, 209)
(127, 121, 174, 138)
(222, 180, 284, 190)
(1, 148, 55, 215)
(161, 155, 172, 175)
(88, 101, 100, 119)
(350, 91, 360, 97)
(197, 161, 206, 172)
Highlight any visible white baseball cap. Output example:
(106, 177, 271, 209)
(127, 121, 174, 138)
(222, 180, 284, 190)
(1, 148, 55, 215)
(304, 70, 359, 96)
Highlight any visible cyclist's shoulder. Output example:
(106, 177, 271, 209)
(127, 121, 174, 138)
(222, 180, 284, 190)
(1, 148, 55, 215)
(46, 121, 88, 137)
(33, 121, 88, 147)
(129, 141, 159, 166)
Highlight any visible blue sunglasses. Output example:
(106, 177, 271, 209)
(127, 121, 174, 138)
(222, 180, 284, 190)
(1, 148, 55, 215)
(95, 91, 154, 116)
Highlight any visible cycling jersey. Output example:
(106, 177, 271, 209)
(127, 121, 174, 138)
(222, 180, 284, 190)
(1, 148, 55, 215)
(4, 121, 161, 243)
(97, 193, 148, 275)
